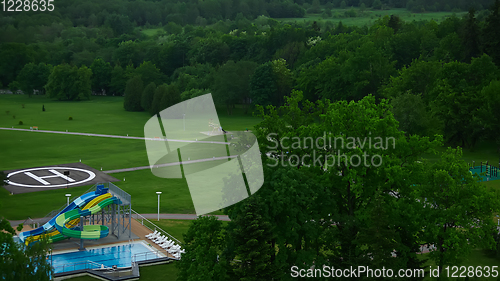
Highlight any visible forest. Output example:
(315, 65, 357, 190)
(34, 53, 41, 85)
(2, 0, 500, 279)
(2, 0, 500, 149)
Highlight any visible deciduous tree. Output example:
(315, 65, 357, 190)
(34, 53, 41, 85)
(212, 60, 257, 114)
(177, 216, 228, 281)
(90, 58, 112, 95)
(141, 82, 156, 113)
(123, 76, 144, 111)
(0, 218, 52, 281)
(45, 64, 92, 101)
(16, 63, 52, 97)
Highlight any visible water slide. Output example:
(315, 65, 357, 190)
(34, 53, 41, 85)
(25, 193, 113, 245)
(54, 195, 121, 239)
(18, 190, 103, 243)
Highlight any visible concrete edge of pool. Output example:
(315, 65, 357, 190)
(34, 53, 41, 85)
(51, 240, 176, 281)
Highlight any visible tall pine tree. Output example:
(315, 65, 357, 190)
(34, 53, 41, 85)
(123, 76, 144, 111)
(141, 82, 156, 113)
(483, 0, 500, 66)
(228, 197, 277, 281)
(463, 8, 481, 63)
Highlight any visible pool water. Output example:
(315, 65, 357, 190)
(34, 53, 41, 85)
(50, 242, 161, 273)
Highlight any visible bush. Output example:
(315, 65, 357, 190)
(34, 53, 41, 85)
(18, 121, 23, 125)
(344, 8, 357, 17)
(69, 116, 73, 120)
(12, 115, 15, 119)
(6, 111, 9, 115)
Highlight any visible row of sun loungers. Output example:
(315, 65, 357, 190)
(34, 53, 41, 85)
(146, 230, 185, 259)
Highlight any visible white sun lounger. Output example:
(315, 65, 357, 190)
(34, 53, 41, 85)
(145, 230, 158, 239)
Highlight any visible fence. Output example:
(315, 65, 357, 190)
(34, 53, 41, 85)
(468, 161, 500, 179)
(52, 248, 166, 274)
(131, 247, 167, 263)
(52, 260, 112, 273)
(130, 209, 182, 245)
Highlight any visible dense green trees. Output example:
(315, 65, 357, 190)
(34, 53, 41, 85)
(141, 82, 156, 113)
(483, 0, 500, 65)
(45, 64, 92, 101)
(16, 63, 52, 97)
(179, 92, 500, 280)
(0, 43, 34, 88)
(177, 216, 228, 281)
(90, 58, 112, 95)
(298, 40, 395, 101)
(390, 92, 435, 137)
(249, 59, 292, 107)
(226, 197, 277, 281)
(1, 0, 499, 147)
(0, 219, 52, 281)
(418, 148, 499, 276)
(249, 62, 277, 107)
(212, 60, 258, 114)
(123, 76, 144, 111)
(159, 84, 181, 112)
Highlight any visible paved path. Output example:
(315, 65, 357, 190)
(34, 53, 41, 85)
(0, 127, 230, 145)
(103, 155, 237, 174)
(8, 213, 230, 227)
(139, 214, 230, 221)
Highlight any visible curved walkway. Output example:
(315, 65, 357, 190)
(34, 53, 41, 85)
(103, 155, 237, 174)
(0, 127, 230, 145)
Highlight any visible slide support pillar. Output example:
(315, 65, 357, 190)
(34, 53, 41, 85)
(79, 216, 85, 251)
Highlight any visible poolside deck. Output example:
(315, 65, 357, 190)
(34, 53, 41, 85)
(130, 218, 174, 258)
(14, 218, 177, 259)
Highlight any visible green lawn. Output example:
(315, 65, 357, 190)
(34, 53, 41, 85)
(0, 95, 151, 137)
(0, 95, 261, 137)
(0, 184, 94, 220)
(0, 94, 257, 220)
(0, 130, 149, 171)
(279, 8, 467, 27)
(153, 219, 193, 243)
(0, 166, 236, 219)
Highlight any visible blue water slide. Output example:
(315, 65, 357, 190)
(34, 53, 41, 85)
(18, 187, 107, 243)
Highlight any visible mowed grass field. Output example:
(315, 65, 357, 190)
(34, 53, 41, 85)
(0, 95, 261, 135)
(279, 8, 467, 27)
(0, 95, 259, 220)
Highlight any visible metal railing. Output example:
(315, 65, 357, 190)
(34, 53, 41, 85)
(52, 248, 166, 274)
(21, 217, 38, 228)
(106, 182, 131, 205)
(52, 259, 111, 273)
(130, 209, 182, 245)
(131, 247, 166, 263)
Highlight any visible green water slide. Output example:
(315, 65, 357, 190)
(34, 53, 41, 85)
(54, 197, 121, 239)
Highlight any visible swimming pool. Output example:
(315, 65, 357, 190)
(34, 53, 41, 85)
(50, 241, 163, 273)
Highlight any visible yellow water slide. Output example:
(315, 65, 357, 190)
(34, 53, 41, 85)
(25, 193, 112, 245)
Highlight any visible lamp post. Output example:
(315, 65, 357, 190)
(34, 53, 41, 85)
(65, 194, 71, 206)
(183, 114, 185, 131)
(156, 192, 162, 221)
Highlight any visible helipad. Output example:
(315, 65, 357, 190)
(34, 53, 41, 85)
(2, 163, 119, 194)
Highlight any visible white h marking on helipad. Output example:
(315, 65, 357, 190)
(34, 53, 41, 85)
(24, 170, 76, 185)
